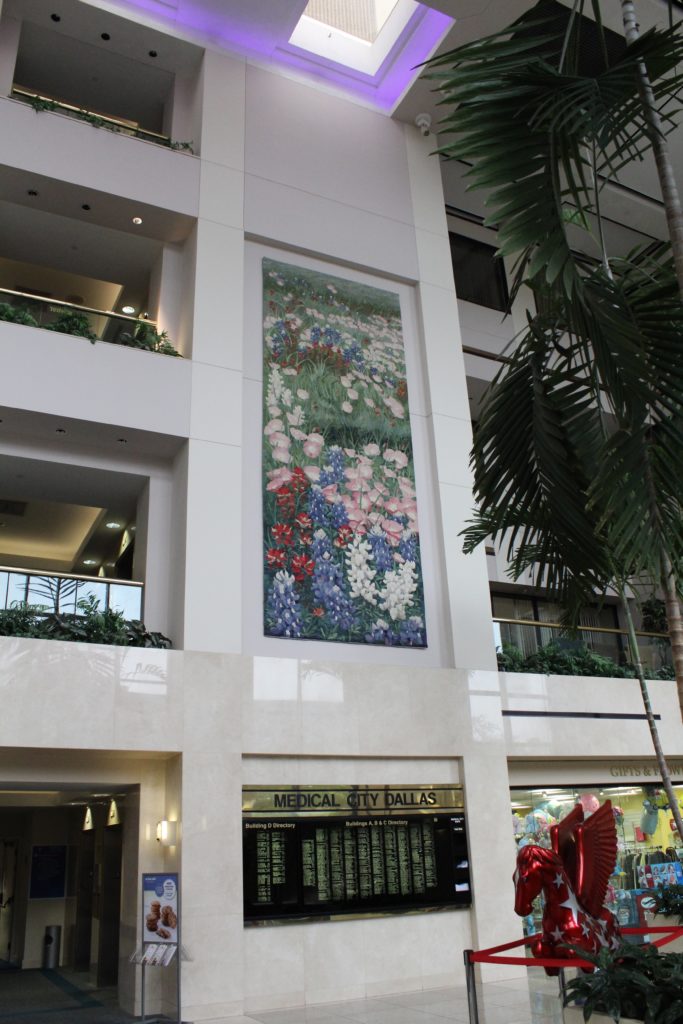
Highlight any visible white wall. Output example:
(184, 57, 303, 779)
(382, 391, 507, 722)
(0, 96, 200, 215)
(5, 637, 682, 1014)
(0, 321, 192, 437)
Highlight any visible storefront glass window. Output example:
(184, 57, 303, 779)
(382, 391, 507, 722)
(510, 783, 683, 936)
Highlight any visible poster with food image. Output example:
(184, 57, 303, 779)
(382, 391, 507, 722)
(142, 873, 178, 943)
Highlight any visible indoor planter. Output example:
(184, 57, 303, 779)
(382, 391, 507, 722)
(563, 942, 683, 1022)
(647, 885, 683, 953)
(564, 1009, 640, 1023)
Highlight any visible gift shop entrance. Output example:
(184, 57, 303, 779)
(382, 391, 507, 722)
(509, 760, 683, 936)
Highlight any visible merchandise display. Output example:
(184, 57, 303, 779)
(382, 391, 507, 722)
(510, 782, 683, 938)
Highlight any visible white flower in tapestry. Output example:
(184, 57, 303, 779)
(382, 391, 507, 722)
(262, 258, 427, 648)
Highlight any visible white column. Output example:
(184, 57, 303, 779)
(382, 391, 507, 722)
(134, 475, 173, 638)
(177, 51, 246, 653)
(404, 125, 497, 671)
(460, 669, 523, 981)
(180, 652, 246, 1020)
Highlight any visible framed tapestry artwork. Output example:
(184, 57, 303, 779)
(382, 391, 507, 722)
(262, 257, 427, 648)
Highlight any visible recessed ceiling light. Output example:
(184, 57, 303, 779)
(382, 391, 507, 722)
(132, 217, 143, 225)
(83, 559, 98, 566)
(122, 305, 136, 315)
(106, 521, 122, 529)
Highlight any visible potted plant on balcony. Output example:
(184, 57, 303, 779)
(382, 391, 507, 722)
(118, 320, 179, 355)
(46, 309, 97, 341)
(563, 942, 683, 1022)
(0, 302, 38, 326)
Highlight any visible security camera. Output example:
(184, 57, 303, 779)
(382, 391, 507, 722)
(415, 112, 432, 137)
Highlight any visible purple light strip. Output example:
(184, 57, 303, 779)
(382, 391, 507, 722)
(111, 1, 453, 111)
(276, 7, 454, 110)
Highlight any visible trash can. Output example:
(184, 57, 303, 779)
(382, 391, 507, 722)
(42, 925, 61, 969)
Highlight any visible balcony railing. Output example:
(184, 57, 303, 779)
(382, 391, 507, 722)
(0, 567, 143, 621)
(10, 85, 183, 149)
(493, 616, 672, 676)
(0, 287, 178, 354)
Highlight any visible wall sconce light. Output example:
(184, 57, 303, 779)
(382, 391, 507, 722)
(107, 799, 120, 826)
(83, 806, 94, 831)
(156, 820, 177, 846)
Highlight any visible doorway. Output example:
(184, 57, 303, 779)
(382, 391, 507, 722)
(0, 785, 134, 1020)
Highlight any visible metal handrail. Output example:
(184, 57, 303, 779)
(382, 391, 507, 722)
(493, 615, 669, 640)
(0, 287, 156, 327)
(11, 85, 171, 143)
(0, 565, 143, 588)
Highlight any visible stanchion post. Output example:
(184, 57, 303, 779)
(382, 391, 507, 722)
(558, 967, 567, 1003)
(463, 949, 480, 1024)
(141, 960, 146, 1023)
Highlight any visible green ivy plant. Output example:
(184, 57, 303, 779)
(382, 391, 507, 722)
(46, 310, 97, 342)
(30, 97, 58, 113)
(0, 600, 171, 649)
(78, 109, 109, 129)
(27, 95, 194, 152)
(118, 321, 180, 356)
(0, 302, 38, 326)
(564, 942, 683, 1023)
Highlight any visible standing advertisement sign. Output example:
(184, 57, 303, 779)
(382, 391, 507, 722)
(143, 873, 179, 949)
(135, 873, 181, 1023)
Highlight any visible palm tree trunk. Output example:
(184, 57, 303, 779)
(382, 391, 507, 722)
(621, 592, 683, 838)
(621, 1, 683, 718)
(662, 553, 683, 719)
(621, 0, 683, 300)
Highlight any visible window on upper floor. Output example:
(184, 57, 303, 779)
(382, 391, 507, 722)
(448, 233, 508, 313)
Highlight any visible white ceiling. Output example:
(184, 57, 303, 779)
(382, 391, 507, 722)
(0, 499, 103, 571)
(0, 781, 137, 808)
(0, 416, 181, 575)
(0, 199, 164, 314)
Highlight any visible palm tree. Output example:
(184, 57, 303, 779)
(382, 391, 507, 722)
(425, 0, 683, 697)
(424, 0, 683, 827)
(459, 271, 683, 837)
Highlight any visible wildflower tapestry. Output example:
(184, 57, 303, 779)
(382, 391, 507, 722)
(262, 257, 427, 647)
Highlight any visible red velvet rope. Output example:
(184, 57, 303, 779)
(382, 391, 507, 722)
(467, 926, 683, 968)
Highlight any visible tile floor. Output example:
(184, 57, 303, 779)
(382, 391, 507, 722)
(235, 971, 567, 1024)
(0, 968, 570, 1024)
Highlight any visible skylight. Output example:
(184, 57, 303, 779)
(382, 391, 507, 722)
(303, 1, 400, 44)
(289, 0, 419, 76)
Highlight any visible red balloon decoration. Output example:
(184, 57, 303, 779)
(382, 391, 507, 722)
(513, 801, 620, 974)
